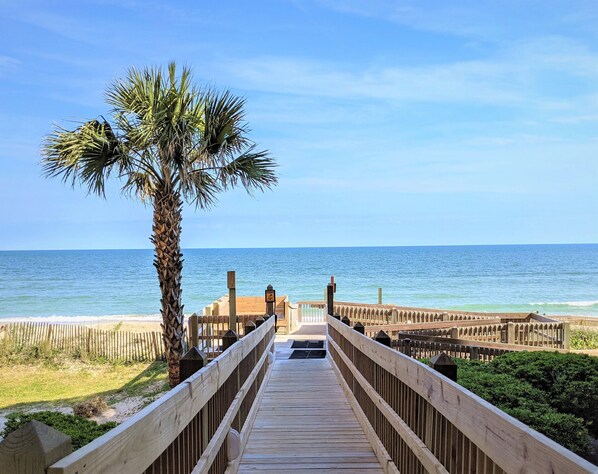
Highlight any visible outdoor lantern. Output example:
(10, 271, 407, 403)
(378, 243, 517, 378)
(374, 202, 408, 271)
(265, 284, 276, 303)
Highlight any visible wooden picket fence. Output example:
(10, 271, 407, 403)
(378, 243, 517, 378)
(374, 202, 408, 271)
(0, 322, 163, 362)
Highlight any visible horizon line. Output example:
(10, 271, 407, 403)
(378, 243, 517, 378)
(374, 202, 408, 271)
(1, 242, 597, 252)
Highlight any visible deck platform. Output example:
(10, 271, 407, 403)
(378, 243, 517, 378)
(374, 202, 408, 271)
(238, 355, 383, 473)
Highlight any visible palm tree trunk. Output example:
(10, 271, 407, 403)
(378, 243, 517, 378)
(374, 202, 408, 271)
(151, 186, 185, 387)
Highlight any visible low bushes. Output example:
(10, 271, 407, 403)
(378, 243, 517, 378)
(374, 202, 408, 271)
(487, 351, 598, 438)
(453, 357, 592, 456)
(1, 411, 117, 449)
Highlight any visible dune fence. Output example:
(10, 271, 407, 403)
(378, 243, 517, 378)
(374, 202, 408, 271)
(0, 322, 163, 362)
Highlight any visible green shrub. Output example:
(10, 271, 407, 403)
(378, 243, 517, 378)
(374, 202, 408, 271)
(571, 328, 598, 350)
(451, 356, 594, 457)
(503, 407, 590, 457)
(486, 351, 598, 436)
(1, 411, 117, 449)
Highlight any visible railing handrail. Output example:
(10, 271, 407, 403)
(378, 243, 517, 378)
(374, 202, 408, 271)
(396, 332, 570, 353)
(364, 318, 503, 333)
(48, 317, 276, 474)
(326, 315, 595, 474)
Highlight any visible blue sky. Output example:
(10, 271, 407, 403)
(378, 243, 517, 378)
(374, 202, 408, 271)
(0, 0, 597, 250)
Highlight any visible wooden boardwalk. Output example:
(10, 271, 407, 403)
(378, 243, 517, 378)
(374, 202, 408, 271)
(238, 357, 383, 473)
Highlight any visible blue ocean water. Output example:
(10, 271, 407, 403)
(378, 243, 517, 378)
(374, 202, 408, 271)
(0, 244, 596, 320)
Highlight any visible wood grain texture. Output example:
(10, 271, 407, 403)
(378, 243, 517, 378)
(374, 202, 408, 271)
(237, 358, 383, 473)
(328, 315, 598, 474)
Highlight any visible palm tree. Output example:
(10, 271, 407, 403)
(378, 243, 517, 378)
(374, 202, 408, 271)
(41, 63, 277, 387)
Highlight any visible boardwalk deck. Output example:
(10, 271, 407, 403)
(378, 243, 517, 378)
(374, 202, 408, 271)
(238, 357, 384, 473)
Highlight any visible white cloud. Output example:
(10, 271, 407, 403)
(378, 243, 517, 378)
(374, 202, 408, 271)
(216, 36, 598, 108)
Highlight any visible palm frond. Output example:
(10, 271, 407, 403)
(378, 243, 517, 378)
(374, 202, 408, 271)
(217, 148, 278, 194)
(185, 170, 221, 209)
(199, 90, 250, 160)
(41, 119, 125, 197)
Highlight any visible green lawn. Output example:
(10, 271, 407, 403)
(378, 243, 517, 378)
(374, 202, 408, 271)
(0, 361, 168, 410)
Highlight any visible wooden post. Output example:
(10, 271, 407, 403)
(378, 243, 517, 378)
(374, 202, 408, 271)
(374, 330, 391, 347)
(244, 320, 256, 335)
(507, 322, 515, 344)
(265, 284, 275, 317)
(353, 322, 365, 334)
(341, 316, 350, 326)
(254, 316, 265, 328)
(378, 288, 382, 305)
(227, 271, 237, 333)
(470, 346, 480, 361)
(188, 314, 199, 348)
(326, 284, 334, 317)
(403, 337, 412, 357)
(561, 321, 570, 349)
(179, 347, 207, 382)
(222, 329, 238, 352)
(429, 352, 458, 382)
(0, 420, 72, 474)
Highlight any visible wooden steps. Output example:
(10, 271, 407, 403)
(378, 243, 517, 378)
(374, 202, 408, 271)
(237, 358, 383, 473)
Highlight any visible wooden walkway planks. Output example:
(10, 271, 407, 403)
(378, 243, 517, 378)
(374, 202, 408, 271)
(238, 357, 383, 473)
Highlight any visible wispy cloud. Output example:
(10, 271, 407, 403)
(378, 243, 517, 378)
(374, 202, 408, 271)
(316, 0, 598, 42)
(0, 56, 20, 77)
(217, 36, 598, 108)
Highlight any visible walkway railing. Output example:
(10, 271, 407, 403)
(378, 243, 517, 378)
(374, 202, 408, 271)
(48, 317, 276, 474)
(365, 320, 570, 350)
(193, 314, 269, 358)
(296, 301, 325, 322)
(326, 315, 595, 474)
(394, 334, 570, 362)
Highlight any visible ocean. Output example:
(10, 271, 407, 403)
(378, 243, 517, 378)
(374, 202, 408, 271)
(0, 244, 597, 321)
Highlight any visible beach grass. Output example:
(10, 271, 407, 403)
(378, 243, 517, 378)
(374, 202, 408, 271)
(571, 327, 598, 350)
(0, 360, 168, 410)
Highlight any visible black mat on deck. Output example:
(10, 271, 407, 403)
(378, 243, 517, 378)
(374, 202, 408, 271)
(289, 350, 327, 359)
(291, 340, 324, 349)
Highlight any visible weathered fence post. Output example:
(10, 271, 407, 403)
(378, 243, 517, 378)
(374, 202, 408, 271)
(403, 337, 412, 357)
(429, 352, 457, 382)
(353, 322, 365, 334)
(180, 347, 208, 382)
(227, 271, 237, 333)
(374, 330, 391, 347)
(326, 283, 334, 317)
(254, 316, 265, 328)
(341, 316, 350, 326)
(0, 421, 72, 474)
(562, 321, 571, 349)
(244, 320, 256, 335)
(506, 322, 515, 344)
(222, 330, 238, 352)
(188, 314, 199, 348)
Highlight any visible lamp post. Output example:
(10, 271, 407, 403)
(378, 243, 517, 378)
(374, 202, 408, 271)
(265, 284, 277, 332)
(265, 284, 276, 316)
